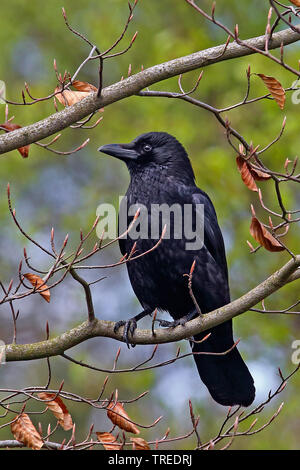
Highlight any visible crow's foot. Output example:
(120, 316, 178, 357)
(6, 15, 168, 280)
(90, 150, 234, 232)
(114, 309, 152, 348)
(114, 318, 138, 348)
(155, 311, 197, 328)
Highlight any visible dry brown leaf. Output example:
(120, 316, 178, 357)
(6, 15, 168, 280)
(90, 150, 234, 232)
(0, 122, 29, 158)
(23, 273, 50, 303)
(257, 74, 285, 109)
(72, 80, 97, 93)
(236, 156, 258, 192)
(96, 432, 122, 450)
(11, 413, 43, 450)
(38, 393, 73, 430)
(290, 0, 300, 6)
(54, 80, 103, 112)
(130, 437, 150, 450)
(55, 79, 104, 112)
(250, 167, 271, 181)
(54, 87, 92, 107)
(250, 216, 285, 252)
(236, 157, 271, 191)
(107, 402, 140, 434)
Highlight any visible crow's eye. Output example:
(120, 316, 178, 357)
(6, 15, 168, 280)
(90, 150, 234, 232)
(143, 144, 152, 152)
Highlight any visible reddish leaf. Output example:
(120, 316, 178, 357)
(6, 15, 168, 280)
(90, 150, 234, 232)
(130, 437, 150, 450)
(72, 80, 97, 93)
(250, 216, 285, 252)
(38, 393, 73, 430)
(290, 0, 300, 6)
(257, 74, 285, 109)
(96, 432, 122, 450)
(107, 402, 140, 434)
(54, 80, 103, 112)
(11, 413, 43, 450)
(250, 167, 271, 181)
(54, 79, 104, 113)
(23, 273, 50, 303)
(236, 157, 271, 191)
(0, 122, 29, 158)
(54, 87, 91, 107)
(236, 156, 258, 192)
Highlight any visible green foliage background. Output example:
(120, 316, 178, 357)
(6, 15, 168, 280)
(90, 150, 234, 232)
(0, 0, 299, 450)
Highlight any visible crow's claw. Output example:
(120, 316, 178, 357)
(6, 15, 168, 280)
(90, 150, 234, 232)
(114, 320, 125, 334)
(114, 309, 152, 348)
(155, 318, 182, 328)
(114, 318, 137, 349)
(155, 312, 197, 328)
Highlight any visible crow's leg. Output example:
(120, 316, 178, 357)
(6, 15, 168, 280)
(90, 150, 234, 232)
(114, 308, 153, 348)
(155, 310, 198, 328)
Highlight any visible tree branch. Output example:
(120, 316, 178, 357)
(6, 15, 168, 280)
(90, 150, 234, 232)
(0, 440, 63, 450)
(0, 27, 299, 155)
(5, 256, 300, 362)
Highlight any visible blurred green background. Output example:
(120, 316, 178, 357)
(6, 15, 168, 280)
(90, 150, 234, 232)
(0, 0, 299, 450)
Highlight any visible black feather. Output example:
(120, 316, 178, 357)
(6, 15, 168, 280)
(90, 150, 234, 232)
(99, 131, 255, 407)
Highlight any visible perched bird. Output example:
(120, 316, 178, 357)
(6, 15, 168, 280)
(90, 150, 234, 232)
(99, 132, 255, 407)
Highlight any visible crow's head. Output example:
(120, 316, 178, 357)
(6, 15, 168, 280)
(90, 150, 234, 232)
(98, 132, 195, 182)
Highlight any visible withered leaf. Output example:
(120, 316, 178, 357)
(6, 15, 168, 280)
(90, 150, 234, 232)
(38, 393, 73, 430)
(250, 167, 271, 181)
(54, 80, 103, 111)
(236, 156, 258, 192)
(130, 437, 150, 450)
(250, 216, 285, 252)
(72, 80, 97, 93)
(289, 0, 300, 6)
(54, 87, 91, 107)
(257, 74, 285, 109)
(23, 273, 50, 303)
(236, 157, 271, 191)
(0, 122, 29, 158)
(107, 402, 140, 434)
(11, 413, 43, 450)
(96, 432, 122, 450)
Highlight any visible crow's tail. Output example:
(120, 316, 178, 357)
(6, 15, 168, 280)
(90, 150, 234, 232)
(192, 320, 255, 407)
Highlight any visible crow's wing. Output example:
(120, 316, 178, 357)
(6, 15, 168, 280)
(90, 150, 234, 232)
(118, 185, 228, 279)
(191, 189, 229, 283)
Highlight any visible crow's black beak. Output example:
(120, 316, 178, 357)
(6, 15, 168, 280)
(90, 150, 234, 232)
(98, 143, 138, 161)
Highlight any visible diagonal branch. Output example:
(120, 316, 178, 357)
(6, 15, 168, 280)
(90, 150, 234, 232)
(5, 255, 300, 362)
(0, 27, 299, 155)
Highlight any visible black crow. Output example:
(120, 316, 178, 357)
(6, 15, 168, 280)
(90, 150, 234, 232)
(99, 132, 255, 407)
